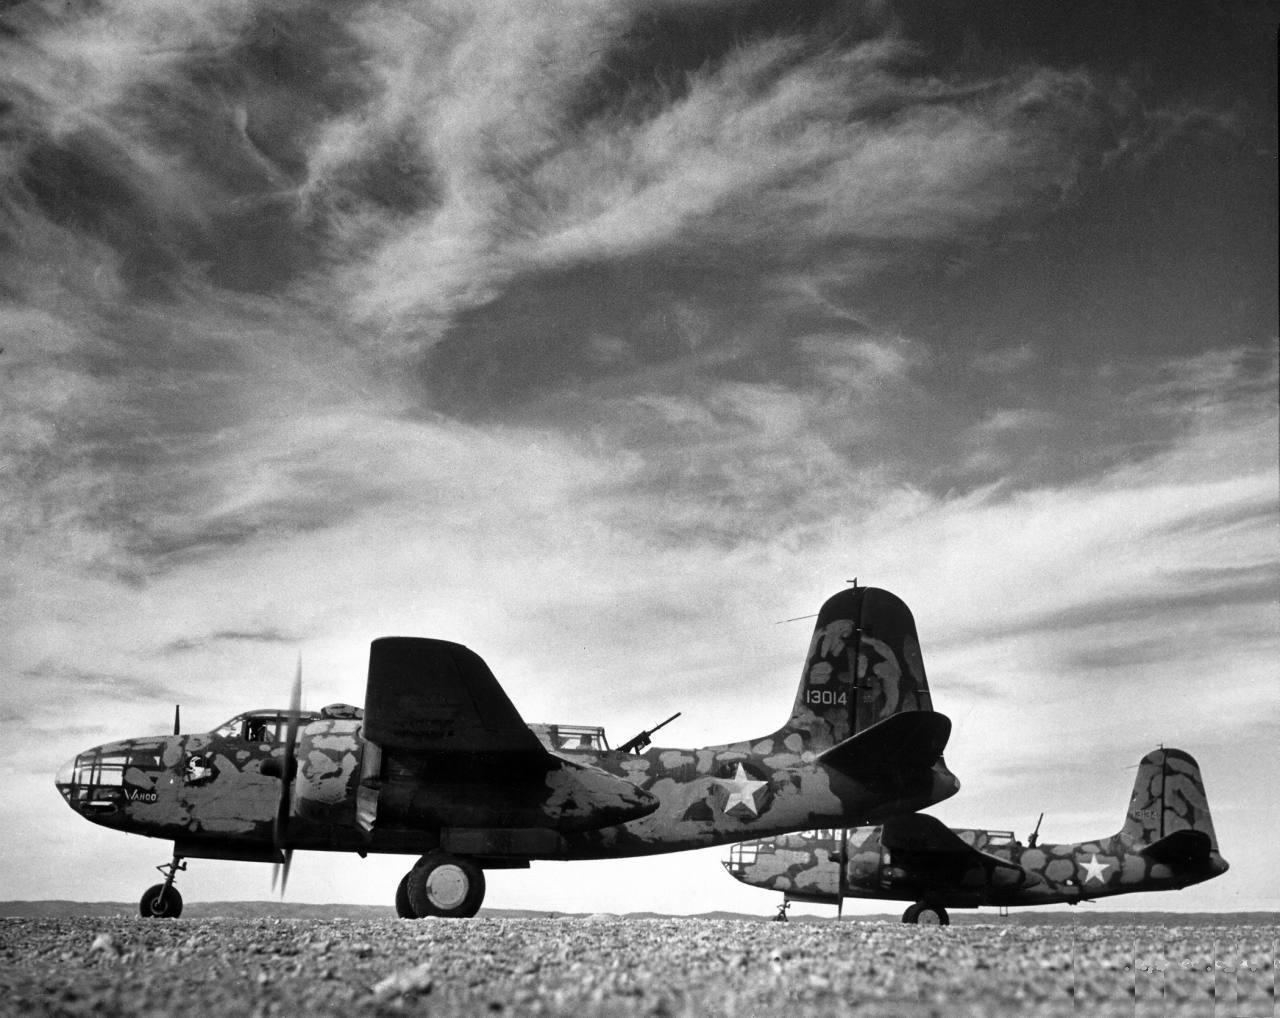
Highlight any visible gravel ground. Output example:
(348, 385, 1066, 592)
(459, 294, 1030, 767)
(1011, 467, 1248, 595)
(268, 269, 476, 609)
(1, 917, 1275, 1018)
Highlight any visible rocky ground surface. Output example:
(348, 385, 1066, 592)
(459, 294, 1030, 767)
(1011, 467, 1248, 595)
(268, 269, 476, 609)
(1, 916, 1275, 1017)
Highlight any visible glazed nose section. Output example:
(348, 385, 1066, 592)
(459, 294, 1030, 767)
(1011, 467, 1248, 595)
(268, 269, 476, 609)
(53, 744, 128, 818)
(55, 756, 77, 806)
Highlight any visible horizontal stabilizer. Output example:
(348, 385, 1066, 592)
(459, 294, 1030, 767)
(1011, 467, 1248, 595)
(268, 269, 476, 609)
(1140, 829, 1213, 865)
(817, 710, 951, 778)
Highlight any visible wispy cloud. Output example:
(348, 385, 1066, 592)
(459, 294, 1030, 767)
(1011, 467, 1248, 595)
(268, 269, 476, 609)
(1, 0, 1274, 911)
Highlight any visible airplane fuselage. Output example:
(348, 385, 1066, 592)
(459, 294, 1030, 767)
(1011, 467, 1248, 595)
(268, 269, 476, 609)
(57, 722, 958, 863)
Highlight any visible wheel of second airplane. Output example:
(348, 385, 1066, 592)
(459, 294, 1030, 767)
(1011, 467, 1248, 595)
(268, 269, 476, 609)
(902, 901, 949, 926)
(405, 852, 486, 918)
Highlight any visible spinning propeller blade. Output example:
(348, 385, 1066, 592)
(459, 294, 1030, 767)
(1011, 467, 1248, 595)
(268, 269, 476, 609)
(271, 657, 302, 896)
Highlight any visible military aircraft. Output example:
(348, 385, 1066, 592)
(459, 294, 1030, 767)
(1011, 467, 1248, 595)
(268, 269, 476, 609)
(55, 585, 959, 919)
(723, 747, 1227, 925)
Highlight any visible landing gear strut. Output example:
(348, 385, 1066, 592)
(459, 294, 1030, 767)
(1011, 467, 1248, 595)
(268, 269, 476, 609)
(902, 901, 949, 926)
(140, 853, 186, 918)
(397, 852, 485, 918)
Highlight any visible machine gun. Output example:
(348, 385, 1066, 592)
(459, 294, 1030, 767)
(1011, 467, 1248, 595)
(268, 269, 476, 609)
(617, 712, 682, 755)
(1027, 812, 1044, 848)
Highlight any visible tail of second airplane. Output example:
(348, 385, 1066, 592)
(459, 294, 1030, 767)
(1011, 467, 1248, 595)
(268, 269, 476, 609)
(775, 586, 950, 774)
(1116, 748, 1226, 870)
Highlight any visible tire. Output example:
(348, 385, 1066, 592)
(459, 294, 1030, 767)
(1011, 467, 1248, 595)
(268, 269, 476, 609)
(139, 883, 183, 918)
(903, 901, 949, 926)
(395, 872, 417, 918)
(406, 852, 485, 918)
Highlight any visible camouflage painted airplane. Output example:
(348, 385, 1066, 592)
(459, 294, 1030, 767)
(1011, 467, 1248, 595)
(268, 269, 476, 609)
(723, 747, 1227, 925)
(55, 585, 960, 918)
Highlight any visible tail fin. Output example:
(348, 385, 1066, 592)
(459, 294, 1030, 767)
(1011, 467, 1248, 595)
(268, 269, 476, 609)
(1119, 748, 1220, 852)
(778, 586, 937, 752)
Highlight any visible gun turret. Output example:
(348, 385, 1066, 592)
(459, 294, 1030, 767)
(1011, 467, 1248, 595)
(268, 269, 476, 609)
(617, 712, 681, 755)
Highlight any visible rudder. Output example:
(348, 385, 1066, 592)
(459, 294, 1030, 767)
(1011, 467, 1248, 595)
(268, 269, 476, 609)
(779, 586, 936, 751)
(1119, 748, 1220, 851)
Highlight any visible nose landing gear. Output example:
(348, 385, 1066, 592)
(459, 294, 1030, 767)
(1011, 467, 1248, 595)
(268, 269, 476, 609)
(140, 853, 186, 918)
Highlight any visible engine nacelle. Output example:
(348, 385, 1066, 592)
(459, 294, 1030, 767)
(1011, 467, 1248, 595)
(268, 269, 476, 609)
(291, 719, 364, 827)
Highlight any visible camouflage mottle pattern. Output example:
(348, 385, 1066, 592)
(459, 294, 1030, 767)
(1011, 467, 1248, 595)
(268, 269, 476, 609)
(722, 748, 1228, 910)
(55, 586, 959, 870)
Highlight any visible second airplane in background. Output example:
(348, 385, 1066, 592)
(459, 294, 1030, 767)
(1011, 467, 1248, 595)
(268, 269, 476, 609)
(724, 747, 1227, 924)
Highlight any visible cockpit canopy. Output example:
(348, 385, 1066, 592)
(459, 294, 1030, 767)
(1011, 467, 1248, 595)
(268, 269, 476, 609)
(210, 703, 363, 743)
(528, 723, 609, 752)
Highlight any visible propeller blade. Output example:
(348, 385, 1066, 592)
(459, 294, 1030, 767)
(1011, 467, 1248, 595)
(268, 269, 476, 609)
(173, 704, 181, 736)
(271, 850, 293, 896)
(272, 657, 303, 898)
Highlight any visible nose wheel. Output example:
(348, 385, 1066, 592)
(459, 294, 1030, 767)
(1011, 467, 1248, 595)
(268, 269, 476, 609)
(140, 853, 186, 918)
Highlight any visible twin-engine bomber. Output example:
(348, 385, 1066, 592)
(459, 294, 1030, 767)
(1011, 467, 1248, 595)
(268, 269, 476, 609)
(723, 747, 1228, 924)
(55, 585, 959, 918)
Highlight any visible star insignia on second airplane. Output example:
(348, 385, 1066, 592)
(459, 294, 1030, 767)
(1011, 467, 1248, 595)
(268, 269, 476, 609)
(1080, 853, 1111, 885)
(713, 764, 769, 817)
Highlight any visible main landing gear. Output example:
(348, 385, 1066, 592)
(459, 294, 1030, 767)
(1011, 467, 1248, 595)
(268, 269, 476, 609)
(140, 853, 186, 918)
(902, 901, 949, 926)
(396, 852, 486, 919)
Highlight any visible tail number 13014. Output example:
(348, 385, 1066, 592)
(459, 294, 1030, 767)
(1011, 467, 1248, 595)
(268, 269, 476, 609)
(805, 689, 848, 706)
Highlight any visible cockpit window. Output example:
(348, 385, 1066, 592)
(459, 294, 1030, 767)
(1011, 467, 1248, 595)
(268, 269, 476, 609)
(528, 723, 610, 752)
(211, 710, 318, 743)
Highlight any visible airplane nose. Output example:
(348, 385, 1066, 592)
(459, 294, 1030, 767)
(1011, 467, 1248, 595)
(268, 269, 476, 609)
(55, 755, 79, 808)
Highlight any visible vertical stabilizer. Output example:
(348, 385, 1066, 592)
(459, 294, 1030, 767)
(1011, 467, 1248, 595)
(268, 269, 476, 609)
(1119, 748, 1219, 851)
(778, 586, 936, 752)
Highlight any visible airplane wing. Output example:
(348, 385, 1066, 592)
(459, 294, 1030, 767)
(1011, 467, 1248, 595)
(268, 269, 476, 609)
(356, 637, 658, 838)
(362, 637, 546, 755)
(881, 813, 1028, 891)
(881, 812, 977, 854)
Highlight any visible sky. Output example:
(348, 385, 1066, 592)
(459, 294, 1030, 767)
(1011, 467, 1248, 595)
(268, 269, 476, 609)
(1, 0, 1276, 917)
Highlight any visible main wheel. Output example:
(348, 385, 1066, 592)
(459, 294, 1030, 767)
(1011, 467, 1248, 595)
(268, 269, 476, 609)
(406, 852, 485, 918)
(139, 883, 183, 918)
(902, 901, 949, 925)
(394, 872, 417, 918)
(917, 903, 948, 926)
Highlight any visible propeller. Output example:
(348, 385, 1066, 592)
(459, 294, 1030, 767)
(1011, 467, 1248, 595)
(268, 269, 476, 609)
(271, 657, 302, 896)
(173, 705, 181, 736)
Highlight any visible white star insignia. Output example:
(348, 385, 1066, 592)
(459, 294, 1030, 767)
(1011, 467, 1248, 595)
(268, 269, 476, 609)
(1080, 853, 1110, 885)
(713, 764, 768, 817)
